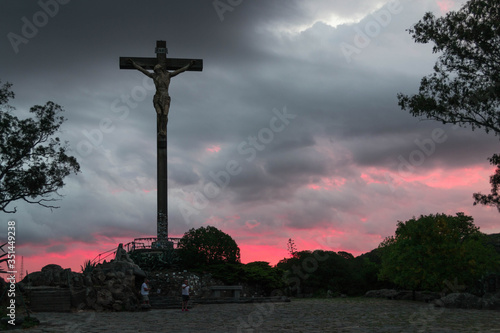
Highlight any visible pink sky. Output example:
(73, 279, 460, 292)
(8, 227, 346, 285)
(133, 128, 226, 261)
(10, 162, 499, 280)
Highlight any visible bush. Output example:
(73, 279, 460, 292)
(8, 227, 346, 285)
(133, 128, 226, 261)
(177, 226, 240, 268)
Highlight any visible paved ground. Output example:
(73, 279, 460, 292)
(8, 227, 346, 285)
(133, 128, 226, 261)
(21, 298, 500, 333)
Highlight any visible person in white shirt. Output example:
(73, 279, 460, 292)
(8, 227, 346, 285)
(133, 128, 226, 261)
(141, 278, 150, 305)
(181, 279, 190, 311)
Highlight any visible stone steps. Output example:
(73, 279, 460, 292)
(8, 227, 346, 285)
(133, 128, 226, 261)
(148, 296, 181, 309)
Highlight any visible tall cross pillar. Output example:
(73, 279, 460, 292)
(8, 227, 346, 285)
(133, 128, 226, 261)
(119, 41, 203, 248)
(155, 41, 168, 248)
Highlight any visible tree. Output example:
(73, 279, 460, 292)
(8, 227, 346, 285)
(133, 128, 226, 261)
(277, 250, 376, 296)
(286, 238, 298, 258)
(242, 261, 285, 295)
(473, 154, 500, 210)
(379, 213, 500, 292)
(397, 0, 500, 209)
(0, 81, 80, 213)
(177, 225, 240, 267)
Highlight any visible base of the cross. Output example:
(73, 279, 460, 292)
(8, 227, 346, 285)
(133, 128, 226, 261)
(157, 134, 168, 247)
(157, 213, 168, 248)
(152, 240, 174, 250)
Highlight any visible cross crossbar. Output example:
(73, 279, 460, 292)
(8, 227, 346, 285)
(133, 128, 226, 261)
(119, 57, 203, 71)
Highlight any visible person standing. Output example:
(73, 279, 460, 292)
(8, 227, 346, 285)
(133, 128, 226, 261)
(141, 278, 150, 306)
(181, 279, 190, 311)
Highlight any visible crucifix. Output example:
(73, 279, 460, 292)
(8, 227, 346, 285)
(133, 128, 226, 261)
(119, 40, 203, 248)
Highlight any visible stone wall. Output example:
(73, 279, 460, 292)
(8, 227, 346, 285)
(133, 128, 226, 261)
(20, 260, 146, 312)
(19, 262, 269, 312)
(20, 264, 85, 312)
(85, 260, 145, 311)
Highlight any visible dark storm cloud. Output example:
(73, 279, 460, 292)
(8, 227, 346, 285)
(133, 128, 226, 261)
(170, 163, 200, 186)
(1, 0, 499, 272)
(45, 244, 67, 254)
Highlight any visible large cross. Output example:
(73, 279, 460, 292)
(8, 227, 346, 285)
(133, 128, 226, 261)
(119, 40, 203, 248)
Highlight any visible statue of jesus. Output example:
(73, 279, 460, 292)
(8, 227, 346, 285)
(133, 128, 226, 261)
(129, 59, 195, 136)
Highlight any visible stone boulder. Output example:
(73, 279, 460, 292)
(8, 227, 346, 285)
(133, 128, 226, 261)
(435, 292, 483, 309)
(20, 257, 146, 312)
(480, 292, 500, 310)
(20, 264, 84, 288)
(84, 259, 144, 311)
(435, 292, 500, 310)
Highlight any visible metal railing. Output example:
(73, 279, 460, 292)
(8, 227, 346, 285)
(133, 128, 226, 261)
(91, 237, 182, 265)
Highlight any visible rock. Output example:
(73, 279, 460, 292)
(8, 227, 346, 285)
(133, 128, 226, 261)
(435, 292, 483, 309)
(41, 264, 63, 272)
(481, 292, 500, 310)
(133, 266, 146, 278)
(82, 258, 144, 311)
(96, 289, 114, 307)
(18, 256, 145, 312)
(86, 287, 97, 308)
(84, 275, 93, 287)
(94, 270, 106, 283)
(22, 264, 67, 287)
(435, 291, 500, 310)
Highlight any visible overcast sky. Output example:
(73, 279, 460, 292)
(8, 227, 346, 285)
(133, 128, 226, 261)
(1, 0, 499, 274)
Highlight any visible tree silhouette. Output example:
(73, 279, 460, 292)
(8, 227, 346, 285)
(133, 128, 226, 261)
(397, 0, 500, 210)
(0, 81, 80, 213)
(177, 226, 240, 267)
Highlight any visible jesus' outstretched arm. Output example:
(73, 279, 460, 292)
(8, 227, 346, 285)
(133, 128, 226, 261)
(129, 59, 154, 79)
(170, 60, 195, 77)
